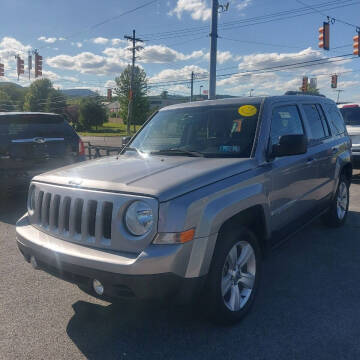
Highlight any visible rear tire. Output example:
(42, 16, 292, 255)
(204, 226, 261, 325)
(323, 174, 350, 227)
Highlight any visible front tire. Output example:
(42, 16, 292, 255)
(205, 226, 261, 325)
(323, 174, 350, 227)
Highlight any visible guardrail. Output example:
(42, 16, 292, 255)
(83, 142, 123, 159)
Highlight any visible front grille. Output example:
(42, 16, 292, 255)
(33, 190, 113, 247)
(28, 182, 158, 254)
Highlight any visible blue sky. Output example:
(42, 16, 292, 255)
(1, 0, 360, 103)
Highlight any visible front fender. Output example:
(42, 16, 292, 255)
(158, 170, 271, 278)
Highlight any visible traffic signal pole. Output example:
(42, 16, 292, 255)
(208, 0, 218, 100)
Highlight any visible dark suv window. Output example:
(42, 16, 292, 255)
(302, 104, 327, 141)
(339, 106, 360, 126)
(270, 105, 304, 146)
(324, 103, 346, 135)
(0, 114, 76, 139)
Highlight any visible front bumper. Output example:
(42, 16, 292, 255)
(16, 214, 204, 302)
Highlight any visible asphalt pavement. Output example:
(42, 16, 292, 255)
(1, 174, 360, 359)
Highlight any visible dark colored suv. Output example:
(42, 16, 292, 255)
(0, 112, 85, 192)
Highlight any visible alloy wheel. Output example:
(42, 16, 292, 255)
(221, 240, 256, 312)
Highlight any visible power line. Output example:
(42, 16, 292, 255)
(296, 0, 360, 29)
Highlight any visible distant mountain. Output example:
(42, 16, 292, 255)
(0, 81, 24, 89)
(60, 89, 98, 98)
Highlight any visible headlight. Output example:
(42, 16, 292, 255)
(125, 201, 154, 236)
(351, 135, 360, 146)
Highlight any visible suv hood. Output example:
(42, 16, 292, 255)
(33, 153, 255, 202)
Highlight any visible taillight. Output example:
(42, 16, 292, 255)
(79, 139, 85, 156)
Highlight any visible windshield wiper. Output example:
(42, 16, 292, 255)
(150, 149, 205, 157)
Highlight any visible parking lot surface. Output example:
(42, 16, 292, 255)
(1, 174, 360, 360)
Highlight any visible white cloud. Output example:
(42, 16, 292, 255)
(71, 42, 83, 48)
(111, 38, 127, 46)
(236, 0, 252, 11)
(38, 36, 57, 43)
(149, 65, 208, 84)
(59, 37, 66, 41)
(93, 37, 109, 45)
(63, 76, 79, 82)
(103, 44, 203, 64)
(140, 45, 204, 63)
(169, 0, 211, 21)
(46, 51, 127, 75)
(105, 80, 116, 88)
(203, 50, 233, 64)
(169, 0, 251, 21)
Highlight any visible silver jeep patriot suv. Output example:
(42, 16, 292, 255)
(16, 95, 352, 324)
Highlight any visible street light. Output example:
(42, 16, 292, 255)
(200, 85, 203, 100)
(249, 89, 254, 97)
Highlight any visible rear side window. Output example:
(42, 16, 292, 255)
(302, 104, 326, 141)
(324, 103, 346, 135)
(270, 105, 304, 146)
(0, 114, 76, 139)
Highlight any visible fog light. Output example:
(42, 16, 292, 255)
(93, 279, 104, 295)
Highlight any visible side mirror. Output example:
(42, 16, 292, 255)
(271, 134, 307, 158)
(122, 136, 131, 146)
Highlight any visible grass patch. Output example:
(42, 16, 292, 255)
(78, 122, 141, 137)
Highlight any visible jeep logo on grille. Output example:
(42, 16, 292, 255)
(68, 178, 83, 186)
(33, 137, 46, 144)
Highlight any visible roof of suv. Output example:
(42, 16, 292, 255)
(0, 112, 60, 117)
(161, 95, 333, 111)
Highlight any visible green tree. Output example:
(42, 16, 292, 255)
(45, 89, 67, 114)
(0, 90, 15, 112)
(78, 97, 107, 131)
(23, 78, 53, 111)
(114, 65, 150, 126)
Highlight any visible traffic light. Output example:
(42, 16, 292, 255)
(301, 76, 308, 92)
(319, 22, 330, 50)
(107, 88, 112, 101)
(0, 63, 4, 77)
(353, 32, 360, 56)
(17, 56, 24, 78)
(331, 74, 338, 88)
(35, 53, 42, 78)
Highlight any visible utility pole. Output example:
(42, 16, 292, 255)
(28, 51, 32, 80)
(200, 85, 203, 99)
(190, 71, 194, 102)
(208, 1, 229, 100)
(124, 29, 144, 135)
(208, 0, 218, 100)
(335, 89, 344, 104)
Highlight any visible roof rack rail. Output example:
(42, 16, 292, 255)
(284, 91, 325, 97)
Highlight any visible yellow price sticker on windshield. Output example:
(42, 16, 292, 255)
(238, 105, 257, 117)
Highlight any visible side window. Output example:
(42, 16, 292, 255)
(302, 104, 326, 141)
(316, 104, 330, 137)
(270, 105, 304, 146)
(324, 103, 346, 135)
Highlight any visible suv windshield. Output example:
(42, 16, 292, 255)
(0, 114, 76, 139)
(129, 103, 261, 158)
(340, 107, 360, 126)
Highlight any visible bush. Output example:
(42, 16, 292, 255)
(109, 112, 117, 118)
